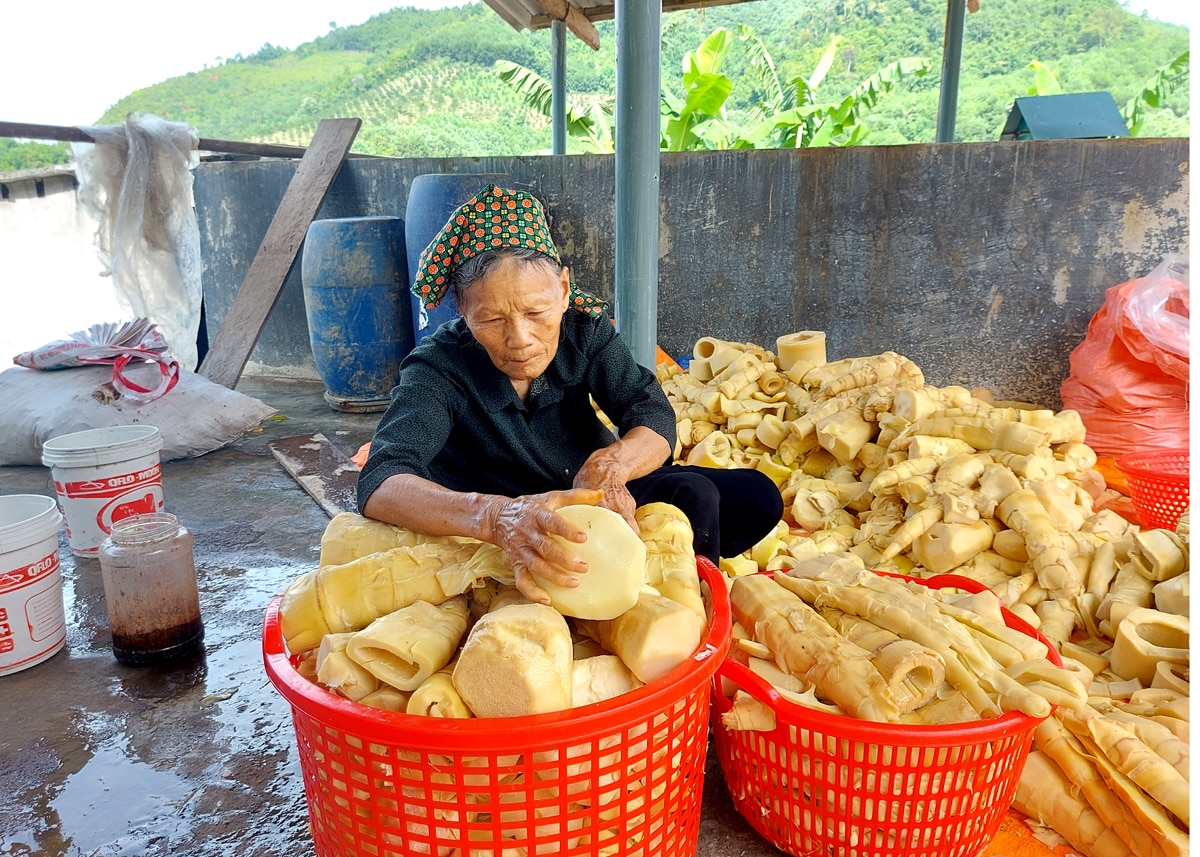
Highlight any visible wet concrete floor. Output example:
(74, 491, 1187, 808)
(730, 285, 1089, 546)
(0, 377, 782, 857)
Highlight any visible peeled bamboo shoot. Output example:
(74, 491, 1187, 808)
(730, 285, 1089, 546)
(575, 589, 706, 684)
(1014, 750, 1139, 857)
(536, 504, 645, 620)
(345, 596, 471, 692)
(279, 540, 483, 653)
(452, 603, 574, 717)
(729, 573, 901, 722)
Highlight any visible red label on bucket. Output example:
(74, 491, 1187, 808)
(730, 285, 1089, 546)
(0, 607, 11, 656)
(0, 550, 60, 597)
(98, 490, 161, 531)
(59, 463, 162, 499)
(55, 463, 164, 541)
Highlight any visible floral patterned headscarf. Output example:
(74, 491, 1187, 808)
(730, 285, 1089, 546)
(410, 184, 609, 318)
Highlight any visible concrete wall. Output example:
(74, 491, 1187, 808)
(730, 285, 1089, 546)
(194, 139, 1189, 408)
(0, 171, 124, 362)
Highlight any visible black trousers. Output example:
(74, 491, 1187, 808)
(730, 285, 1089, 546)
(627, 464, 784, 565)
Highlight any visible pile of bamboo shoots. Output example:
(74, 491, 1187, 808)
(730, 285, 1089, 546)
(278, 503, 712, 857)
(1016, 513, 1189, 857)
(722, 559, 1083, 727)
(660, 333, 1189, 857)
(280, 502, 708, 718)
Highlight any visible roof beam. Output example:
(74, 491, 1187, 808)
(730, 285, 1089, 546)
(528, 0, 750, 29)
(533, 0, 601, 50)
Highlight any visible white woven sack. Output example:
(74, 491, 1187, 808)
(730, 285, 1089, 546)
(0, 364, 276, 466)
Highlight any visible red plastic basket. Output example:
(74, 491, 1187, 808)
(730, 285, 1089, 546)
(263, 558, 731, 857)
(1116, 448, 1190, 530)
(711, 573, 1060, 857)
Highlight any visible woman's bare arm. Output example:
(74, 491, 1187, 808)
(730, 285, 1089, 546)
(362, 472, 604, 603)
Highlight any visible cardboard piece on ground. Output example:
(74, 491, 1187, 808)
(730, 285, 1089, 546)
(982, 810, 1070, 857)
(269, 433, 360, 518)
(199, 117, 361, 389)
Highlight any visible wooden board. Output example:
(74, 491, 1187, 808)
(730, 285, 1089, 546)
(199, 117, 361, 389)
(268, 433, 360, 518)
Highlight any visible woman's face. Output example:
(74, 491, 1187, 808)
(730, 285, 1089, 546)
(459, 254, 571, 390)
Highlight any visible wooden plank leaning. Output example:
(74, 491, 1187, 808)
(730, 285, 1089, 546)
(199, 117, 361, 389)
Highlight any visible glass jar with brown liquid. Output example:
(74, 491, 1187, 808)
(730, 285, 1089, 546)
(98, 512, 204, 666)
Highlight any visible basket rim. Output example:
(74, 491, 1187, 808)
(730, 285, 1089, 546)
(1116, 448, 1191, 482)
(715, 570, 1059, 743)
(263, 556, 732, 748)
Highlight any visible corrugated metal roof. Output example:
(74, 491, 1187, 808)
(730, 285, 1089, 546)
(484, 0, 979, 40)
(483, 0, 756, 35)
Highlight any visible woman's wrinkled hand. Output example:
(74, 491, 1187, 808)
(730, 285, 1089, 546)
(484, 488, 605, 604)
(573, 452, 638, 533)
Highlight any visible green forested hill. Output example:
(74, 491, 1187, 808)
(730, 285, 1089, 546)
(0, 0, 1188, 170)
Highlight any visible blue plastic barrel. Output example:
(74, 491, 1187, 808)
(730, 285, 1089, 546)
(301, 216, 412, 412)
(405, 173, 507, 344)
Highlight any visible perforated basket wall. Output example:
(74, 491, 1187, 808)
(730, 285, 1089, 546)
(263, 559, 731, 857)
(1116, 448, 1190, 531)
(712, 573, 1059, 857)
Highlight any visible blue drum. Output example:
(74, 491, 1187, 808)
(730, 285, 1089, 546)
(405, 173, 507, 344)
(301, 216, 412, 412)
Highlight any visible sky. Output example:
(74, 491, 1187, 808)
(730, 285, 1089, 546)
(1, 1, 471, 128)
(0, 0, 1192, 129)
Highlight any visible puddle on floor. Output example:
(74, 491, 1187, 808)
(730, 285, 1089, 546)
(0, 557, 313, 857)
(57, 735, 195, 852)
(2, 709, 196, 855)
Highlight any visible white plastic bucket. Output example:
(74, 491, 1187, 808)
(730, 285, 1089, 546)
(41, 425, 165, 557)
(0, 494, 66, 675)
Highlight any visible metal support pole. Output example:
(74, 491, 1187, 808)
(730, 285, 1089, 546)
(936, 0, 967, 142)
(614, 0, 661, 369)
(551, 20, 567, 155)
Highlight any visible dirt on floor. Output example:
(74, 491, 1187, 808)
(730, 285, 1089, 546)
(0, 376, 781, 857)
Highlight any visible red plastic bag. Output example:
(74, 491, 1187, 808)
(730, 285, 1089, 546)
(1060, 254, 1189, 459)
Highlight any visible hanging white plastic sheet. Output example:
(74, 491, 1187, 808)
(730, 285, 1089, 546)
(72, 114, 203, 370)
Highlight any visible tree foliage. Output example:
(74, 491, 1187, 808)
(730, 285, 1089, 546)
(1123, 50, 1190, 136)
(0, 0, 1188, 172)
(0, 139, 70, 173)
(503, 24, 932, 152)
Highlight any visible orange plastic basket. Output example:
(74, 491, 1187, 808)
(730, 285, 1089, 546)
(263, 558, 731, 857)
(1116, 448, 1190, 530)
(712, 573, 1060, 857)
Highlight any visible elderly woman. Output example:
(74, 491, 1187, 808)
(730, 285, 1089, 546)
(358, 185, 782, 604)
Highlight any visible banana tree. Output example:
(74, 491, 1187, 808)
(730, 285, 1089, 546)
(662, 26, 930, 149)
(498, 24, 929, 152)
(1123, 50, 1189, 136)
(1026, 60, 1064, 96)
(733, 31, 932, 149)
(660, 28, 735, 150)
(495, 60, 615, 153)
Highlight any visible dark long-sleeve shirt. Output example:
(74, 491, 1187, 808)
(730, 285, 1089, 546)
(356, 312, 677, 511)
